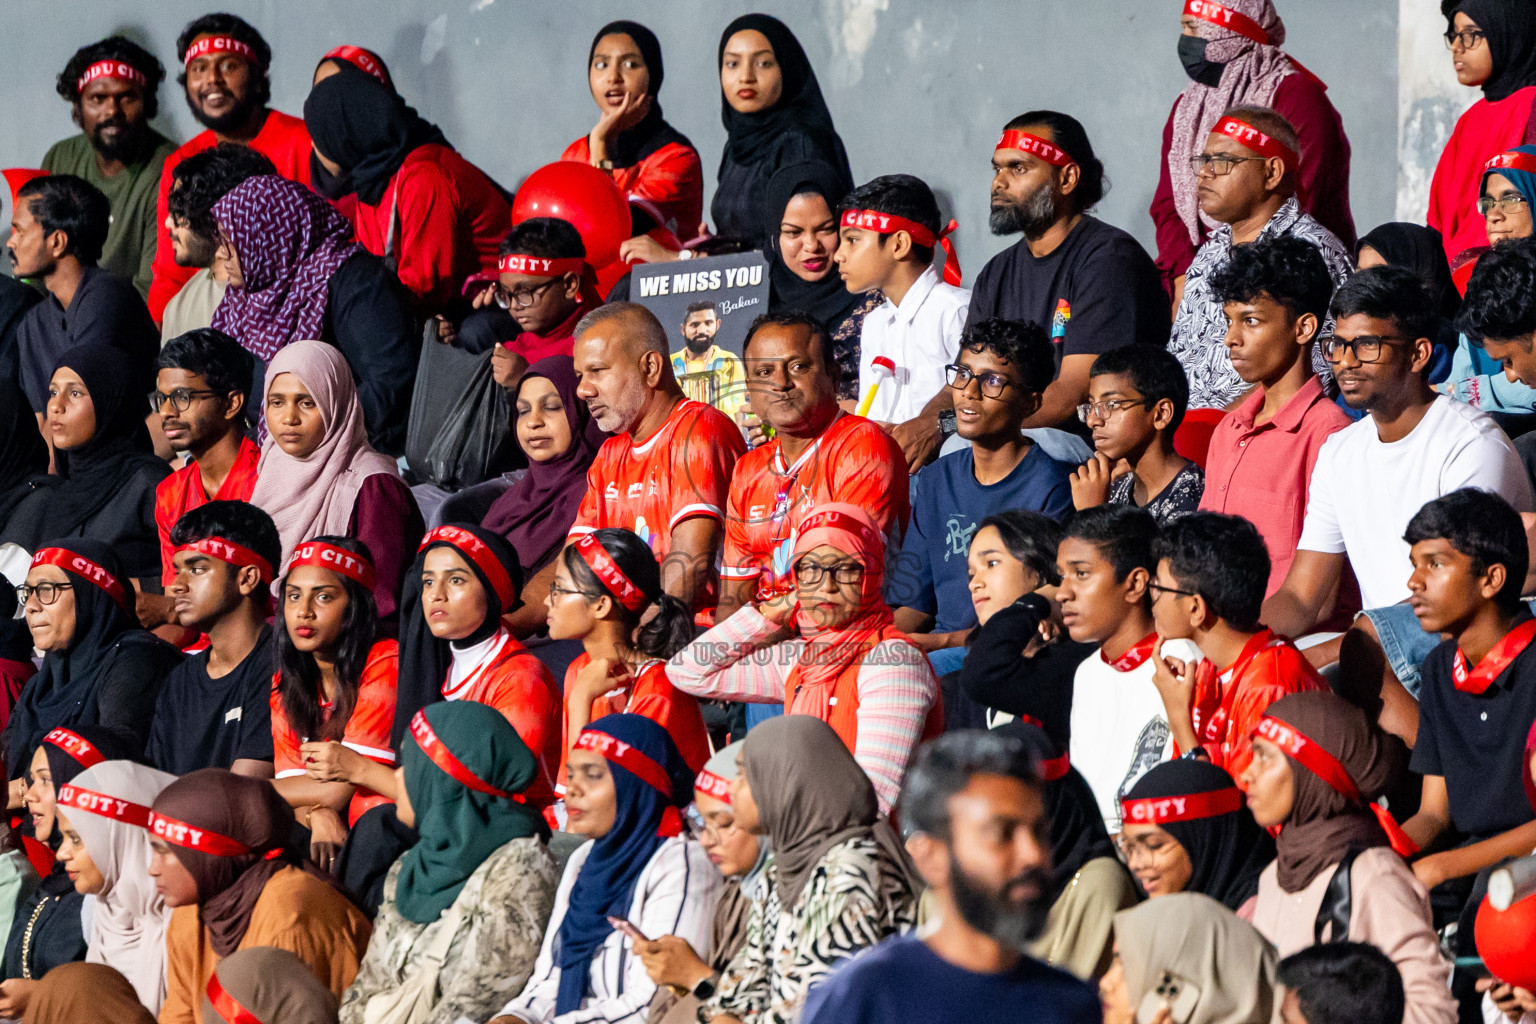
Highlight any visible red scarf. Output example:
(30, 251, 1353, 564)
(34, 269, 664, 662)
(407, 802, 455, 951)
(1451, 619, 1536, 695)
(1103, 632, 1157, 672)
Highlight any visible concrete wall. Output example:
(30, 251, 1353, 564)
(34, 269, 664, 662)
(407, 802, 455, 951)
(0, 0, 1402, 267)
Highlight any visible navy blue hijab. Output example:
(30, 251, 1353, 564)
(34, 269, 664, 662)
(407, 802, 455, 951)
(555, 714, 692, 1014)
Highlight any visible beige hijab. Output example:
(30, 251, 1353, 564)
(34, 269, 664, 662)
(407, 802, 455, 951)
(1114, 892, 1280, 1024)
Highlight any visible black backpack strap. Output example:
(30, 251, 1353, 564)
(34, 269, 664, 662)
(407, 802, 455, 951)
(1314, 846, 1362, 945)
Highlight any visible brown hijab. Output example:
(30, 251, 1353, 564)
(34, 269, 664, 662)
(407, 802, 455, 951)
(741, 716, 921, 910)
(203, 947, 339, 1024)
(1263, 692, 1405, 893)
(23, 962, 156, 1024)
(150, 769, 306, 956)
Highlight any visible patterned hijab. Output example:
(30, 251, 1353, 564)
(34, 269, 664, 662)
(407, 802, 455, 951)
(210, 175, 364, 363)
(1169, 0, 1301, 244)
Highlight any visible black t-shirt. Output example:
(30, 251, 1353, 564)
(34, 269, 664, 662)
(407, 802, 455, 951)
(324, 252, 420, 455)
(965, 216, 1169, 372)
(145, 625, 275, 775)
(1411, 631, 1536, 841)
(15, 265, 158, 413)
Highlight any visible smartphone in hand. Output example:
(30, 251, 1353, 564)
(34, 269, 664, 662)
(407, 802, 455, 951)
(607, 916, 650, 943)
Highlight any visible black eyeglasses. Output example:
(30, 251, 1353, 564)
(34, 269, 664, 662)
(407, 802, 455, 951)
(945, 364, 1015, 399)
(16, 582, 73, 606)
(149, 387, 222, 414)
(1189, 154, 1267, 177)
(1147, 581, 1198, 601)
(1321, 335, 1408, 364)
(794, 559, 865, 587)
(494, 278, 561, 310)
(548, 580, 597, 600)
(1444, 28, 1486, 50)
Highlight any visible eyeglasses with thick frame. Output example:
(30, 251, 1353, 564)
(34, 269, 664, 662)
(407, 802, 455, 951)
(944, 363, 1016, 399)
(1076, 398, 1147, 424)
(493, 278, 562, 310)
(1320, 335, 1408, 364)
(1444, 28, 1487, 51)
(16, 582, 73, 606)
(1189, 154, 1267, 177)
(148, 387, 222, 414)
(1147, 580, 1198, 602)
(793, 559, 866, 588)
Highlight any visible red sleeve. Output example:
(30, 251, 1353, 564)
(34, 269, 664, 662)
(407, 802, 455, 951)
(391, 161, 465, 310)
(149, 147, 198, 323)
(628, 143, 704, 239)
(1270, 74, 1357, 250)
(833, 425, 911, 546)
(340, 643, 399, 766)
(628, 663, 710, 772)
(667, 407, 746, 532)
(269, 676, 303, 779)
(1152, 100, 1198, 292)
(479, 652, 562, 807)
(562, 138, 590, 163)
(155, 474, 179, 588)
(348, 474, 425, 624)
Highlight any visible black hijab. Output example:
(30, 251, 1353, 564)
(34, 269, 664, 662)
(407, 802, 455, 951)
(0, 584, 29, 665)
(1122, 760, 1275, 911)
(390, 524, 525, 748)
(40, 724, 137, 803)
(1357, 223, 1460, 322)
(765, 161, 862, 328)
(304, 70, 449, 206)
(1455, 0, 1536, 102)
(307, 57, 451, 202)
(3, 539, 179, 776)
(998, 721, 1117, 900)
(588, 21, 695, 169)
(0, 377, 46, 530)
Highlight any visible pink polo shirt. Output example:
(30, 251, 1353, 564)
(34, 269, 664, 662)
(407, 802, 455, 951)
(1198, 376, 1351, 596)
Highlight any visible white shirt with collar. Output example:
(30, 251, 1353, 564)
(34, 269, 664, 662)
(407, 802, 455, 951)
(857, 263, 971, 424)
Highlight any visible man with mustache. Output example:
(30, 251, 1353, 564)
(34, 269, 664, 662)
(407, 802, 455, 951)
(147, 14, 314, 324)
(42, 36, 175, 300)
(965, 111, 1167, 441)
(1166, 106, 1351, 411)
(801, 730, 1099, 1024)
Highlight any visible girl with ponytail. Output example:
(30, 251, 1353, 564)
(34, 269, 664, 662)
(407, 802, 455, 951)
(547, 528, 709, 779)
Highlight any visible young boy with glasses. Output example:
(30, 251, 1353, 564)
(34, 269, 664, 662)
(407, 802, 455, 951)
(887, 317, 1072, 671)
(1069, 344, 1202, 523)
(1149, 511, 1325, 788)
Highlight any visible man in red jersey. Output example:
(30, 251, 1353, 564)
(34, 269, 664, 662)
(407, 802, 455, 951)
(568, 303, 746, 615)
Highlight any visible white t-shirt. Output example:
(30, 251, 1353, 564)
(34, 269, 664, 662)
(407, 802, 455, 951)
(1068, 638, 1201, 833)
(1297, 396, 1534, 609)
(857, 264, 970, 423)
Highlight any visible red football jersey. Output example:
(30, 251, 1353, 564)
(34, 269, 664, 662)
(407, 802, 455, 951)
(558, 654, 710, 786)
(155, 437, 262, 587)
(443, 630, 562, 809)
(271, 639, 398, 826)
(723, 413, 909, 599)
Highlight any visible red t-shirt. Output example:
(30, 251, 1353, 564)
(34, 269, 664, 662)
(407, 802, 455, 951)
(1189, 628, 1326, 785)
(149, 109, 315, 322)
(570, 399, 746, 608)
(271, 639, 398, 827)
(558, 654, 710, 786)
(349, 144, 511, 314)
(560, 138, 704, 240)
(442, 630, 562, 809)
(155, 437, 262, 586)
(723, 413, 909, 600)
(1429, 86, 1536, 266)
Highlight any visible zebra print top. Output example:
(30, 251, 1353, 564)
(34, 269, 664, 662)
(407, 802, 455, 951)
(699, 836, 918, 1024)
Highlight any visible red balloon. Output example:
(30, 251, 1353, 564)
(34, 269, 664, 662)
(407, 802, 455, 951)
(1476, 892, 1536, 989)
(512, 161, 631, 268)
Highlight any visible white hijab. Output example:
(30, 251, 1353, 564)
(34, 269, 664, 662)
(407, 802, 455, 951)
(64, 760, 177, 1013)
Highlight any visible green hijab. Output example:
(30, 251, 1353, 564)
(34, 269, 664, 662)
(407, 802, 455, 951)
(396, 701, 550, 923)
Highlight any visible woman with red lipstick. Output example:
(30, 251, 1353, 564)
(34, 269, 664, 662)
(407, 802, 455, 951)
(562, 21, 702, 240)
(712, 14, 852, 248)
(269, 536, 398, 875)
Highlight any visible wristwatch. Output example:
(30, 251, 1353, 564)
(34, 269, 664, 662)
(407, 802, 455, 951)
(691, 972, 719, 1001)
(937, 408, 958, 437)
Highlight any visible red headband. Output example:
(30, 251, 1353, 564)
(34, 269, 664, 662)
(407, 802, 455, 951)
(575, 730, 674, 797)
(31, 547, 128, 611)
(323, 45, 389, 86)
(994, 130, 1072, 168)
(1183, 0, 1270, 45)
(76, 60, 147, 93)
(56, 784, 151, 829)
(409, 710, 514, 799)
(44, 728, 104, 769)
(288, 541, 376, 590)
(1253, 716, 1420, 857)
(148, 810, 270, 857)
(206, 972, 263, 1024)
(1485, 150, 1536, 178)
(183, 36, 259, 68)
(1213, 116, 1299, 170)
(695, 768, 732, 802)
(840, 210, 962, 286)
(174, 537, 275, 583)
(795, 507, 883, 556)
(421, 526, 517, 609)
(1121, 788, 1243, 826)
(574, 534, 648, 613)
(497, 254, 587, 278)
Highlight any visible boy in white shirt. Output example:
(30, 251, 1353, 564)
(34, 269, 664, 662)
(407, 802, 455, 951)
(836, 173, 971, 472)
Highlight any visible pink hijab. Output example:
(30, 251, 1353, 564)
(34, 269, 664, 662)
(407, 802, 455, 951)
(248, 340, 399, 565)
(1169, 0, 1302, 244)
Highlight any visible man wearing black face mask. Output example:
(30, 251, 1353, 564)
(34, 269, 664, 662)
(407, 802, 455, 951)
(42, 37, 176, 301)
(800, 730, 1100, 1024)
(148, 13, 315, 326)
(1151, 0, 1354, 308)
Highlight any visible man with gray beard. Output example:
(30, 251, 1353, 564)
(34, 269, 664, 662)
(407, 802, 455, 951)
(569, 302, 747, 614)
(966, 111, 1169, 436)
(800, 729, 1100, 1024)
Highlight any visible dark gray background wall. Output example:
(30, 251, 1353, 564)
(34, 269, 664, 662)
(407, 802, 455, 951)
(0, 1, 1399, 266)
